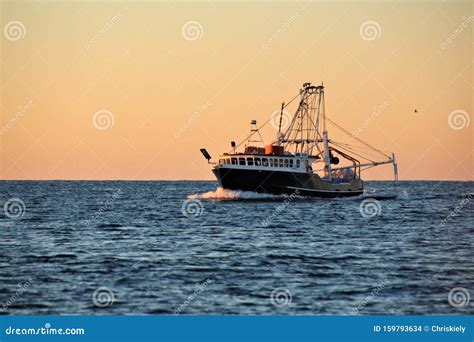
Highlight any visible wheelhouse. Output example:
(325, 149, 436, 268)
(217, 153, 320, 175)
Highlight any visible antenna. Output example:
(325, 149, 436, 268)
(248, 120, 265, 146)
(278, 102, 285, 136)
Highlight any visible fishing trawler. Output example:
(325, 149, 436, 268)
(200, 83, 398, 197)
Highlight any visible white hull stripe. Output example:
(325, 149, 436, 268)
(286, 186, 363, 193)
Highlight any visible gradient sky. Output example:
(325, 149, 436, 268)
(1, 0, 472, 180)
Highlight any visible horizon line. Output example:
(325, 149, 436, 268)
(0, 179, 472, 182)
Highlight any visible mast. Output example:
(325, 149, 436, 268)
(320, 85, 332, 178)
(281, 82, 325, 156)
(277, 102, 285, 145)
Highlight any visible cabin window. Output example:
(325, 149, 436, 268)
(269, 159, 274, 167)
(284, 159, 289, 167)
(296, 159, 300, 168)
(262, 158, 269, 167)
(247, 157, 254, 166)
(289, 159, 294, 168)
(279, 159, 284, 167)
(226, 158, 230, 164)
(239, 158, 246, 165)
(254, 158, 261, 166)
(231, 158, 237, 165)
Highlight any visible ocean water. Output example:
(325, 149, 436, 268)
(0, 180, 472, 315)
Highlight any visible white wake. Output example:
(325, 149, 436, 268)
(187, 187, 288, 200)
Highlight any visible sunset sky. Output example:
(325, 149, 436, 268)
(1, 0, 472, 180)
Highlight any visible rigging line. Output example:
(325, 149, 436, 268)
(360, 165, 379, 172)
(281, 92, 300, 110)
(230, 88, 319, 153)
(232, 92, 302, 152)
(330, 141, 391, 155)
(331, 143, 380, 162)
(331, 142, 376, 163)
(326, 117, 391, 159)
(330, 142, 389, 159)
(331, 143, 373, 162)
(331, 144, 391, 161)
(232, 124, 270, 152)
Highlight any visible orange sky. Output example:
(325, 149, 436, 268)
(1, 1, 472, 180)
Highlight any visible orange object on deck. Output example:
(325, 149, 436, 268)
(265, 144, 284, 156)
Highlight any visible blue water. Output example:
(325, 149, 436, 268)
(0, 181, 472, 315)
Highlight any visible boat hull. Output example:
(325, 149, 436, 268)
(212, 166, 363, 198)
